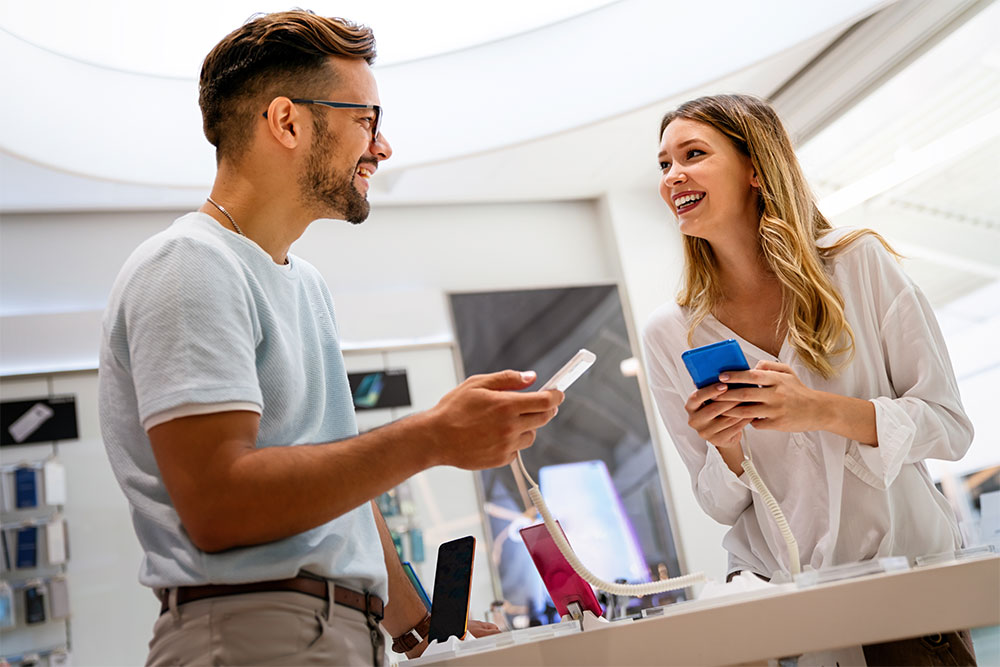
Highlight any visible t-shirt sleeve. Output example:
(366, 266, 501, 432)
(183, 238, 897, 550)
(117, 237, 264, 425)
(851, 239, 974, 486)
(642, 310, 752, 525)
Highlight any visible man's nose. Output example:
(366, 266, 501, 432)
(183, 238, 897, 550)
(371, 132, 392, 161)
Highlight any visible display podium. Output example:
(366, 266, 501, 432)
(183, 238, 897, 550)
(406, 555, 999, 666)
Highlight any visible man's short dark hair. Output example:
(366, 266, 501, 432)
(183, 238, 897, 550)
(199, 10, 376, 163)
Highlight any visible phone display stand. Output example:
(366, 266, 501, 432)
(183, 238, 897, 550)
(403, 622, 584, 666)
(420, 635, 469, 660)
(562, 601, 608, 632)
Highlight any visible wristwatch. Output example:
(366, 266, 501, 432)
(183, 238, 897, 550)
(392, 612, 432, 653)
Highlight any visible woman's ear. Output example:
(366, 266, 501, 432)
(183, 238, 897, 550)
(750, 169, 761, 189)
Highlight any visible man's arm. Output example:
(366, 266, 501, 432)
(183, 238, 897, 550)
(373, 504, 500, 658)
(373, 503, 433, 657)
(148, 370, 561, 553)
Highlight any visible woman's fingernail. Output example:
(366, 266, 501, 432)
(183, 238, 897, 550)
(716, 384, 727, 391)
(719, 374, 729, 382)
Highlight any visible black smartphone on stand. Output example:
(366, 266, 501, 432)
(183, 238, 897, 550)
(427, 536, 476, 644)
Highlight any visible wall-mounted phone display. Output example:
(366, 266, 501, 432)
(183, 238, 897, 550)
(0, 393, 74, 665)
(1, 460, 67, 513)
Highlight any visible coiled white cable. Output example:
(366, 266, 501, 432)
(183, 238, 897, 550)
(516, 452, 705, 596)
(740, 455, 800, 576)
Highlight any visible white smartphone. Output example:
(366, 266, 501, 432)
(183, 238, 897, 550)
(539, 349, 596, 392)
(8, 402, 54, 443)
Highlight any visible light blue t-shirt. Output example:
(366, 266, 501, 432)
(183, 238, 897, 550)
(98, 213, 387, 598)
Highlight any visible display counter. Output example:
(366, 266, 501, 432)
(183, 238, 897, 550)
(407, 554, 999, 666)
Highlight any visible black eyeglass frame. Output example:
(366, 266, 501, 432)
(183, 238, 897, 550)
(263, 99, 382, 142)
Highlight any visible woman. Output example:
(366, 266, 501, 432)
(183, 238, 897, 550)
(642, 94, 976, 665)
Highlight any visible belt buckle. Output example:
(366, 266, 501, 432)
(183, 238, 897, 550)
(364, 591, 382, 622)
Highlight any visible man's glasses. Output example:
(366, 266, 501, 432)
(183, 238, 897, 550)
(263, 99, 382, 142)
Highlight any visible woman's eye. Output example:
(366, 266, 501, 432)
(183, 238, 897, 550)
(659, 161, 671, 171)
(687, 149, 705, 159)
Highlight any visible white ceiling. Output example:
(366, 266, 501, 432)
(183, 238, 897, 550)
(1, 0, 997, 306)
(1, 0, 884, 197)
(0, 0, 618, 73)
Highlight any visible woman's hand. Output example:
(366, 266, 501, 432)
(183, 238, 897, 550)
(684, 382, 753, 450)
(716, 360, 822, 432)
(468, 619, 501, 637)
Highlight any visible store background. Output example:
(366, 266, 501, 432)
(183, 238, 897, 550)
(1, 0, 997, 664)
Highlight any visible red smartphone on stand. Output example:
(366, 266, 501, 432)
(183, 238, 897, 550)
(519, 521, 604, 620)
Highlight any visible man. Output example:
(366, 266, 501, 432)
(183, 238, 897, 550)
(98, 10, 563, 665)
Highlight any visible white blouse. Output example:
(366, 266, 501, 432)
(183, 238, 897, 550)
(642, 229, 973, 578)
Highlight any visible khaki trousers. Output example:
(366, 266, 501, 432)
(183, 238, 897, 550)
(147, 582, 386, 666)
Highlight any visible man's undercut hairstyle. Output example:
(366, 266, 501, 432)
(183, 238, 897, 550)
(199, 10, 376, 163)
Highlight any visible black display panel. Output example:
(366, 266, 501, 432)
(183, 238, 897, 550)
(347, 370, 411, 410)
(1, 396, 78, 447)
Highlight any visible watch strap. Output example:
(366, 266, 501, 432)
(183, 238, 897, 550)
(392, 612, 432, 653)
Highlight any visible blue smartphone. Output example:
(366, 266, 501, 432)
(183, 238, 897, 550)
(16, 525, 38, 569)
(681, 339, 752, 389)
(402, 561, 432, 611)
(15, 467, 38, 509)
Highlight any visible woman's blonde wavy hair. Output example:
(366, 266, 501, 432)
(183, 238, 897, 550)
(660, 94, 897, 378)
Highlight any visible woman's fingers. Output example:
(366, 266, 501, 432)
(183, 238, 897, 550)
(684, 383, 730, 412)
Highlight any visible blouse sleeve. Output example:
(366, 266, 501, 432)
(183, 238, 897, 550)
(642, 312, 752, 525)
(853, 240, 974, 486)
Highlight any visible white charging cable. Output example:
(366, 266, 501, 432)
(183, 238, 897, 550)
(740, 452, 800, 576)
(516, 452, 705, 596)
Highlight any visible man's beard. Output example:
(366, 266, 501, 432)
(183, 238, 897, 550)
(299, 117, 370, 224)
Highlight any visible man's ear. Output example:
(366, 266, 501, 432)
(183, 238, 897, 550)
(263, 97, 301, 149)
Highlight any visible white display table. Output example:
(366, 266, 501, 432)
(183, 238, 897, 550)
(413, 555, 999, 666)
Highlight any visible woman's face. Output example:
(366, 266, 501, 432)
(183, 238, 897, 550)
(658, 118, 760, 243)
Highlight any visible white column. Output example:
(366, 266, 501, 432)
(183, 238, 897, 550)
(598, 188, 729, 584)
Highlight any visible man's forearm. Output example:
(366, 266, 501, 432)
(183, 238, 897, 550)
(153, 411, 437, 552)
(373, 504, 430, 639)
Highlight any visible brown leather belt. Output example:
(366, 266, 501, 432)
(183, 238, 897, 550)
(159, 575, 384, 621)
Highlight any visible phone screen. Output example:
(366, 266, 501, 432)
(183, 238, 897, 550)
(25, 585, 46, 624)
(427, 536, 475, 643)
(16, 525, 38, 569)
(15, 467, 38, 509)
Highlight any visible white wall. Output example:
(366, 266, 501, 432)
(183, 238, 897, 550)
(0, 200, 615, 371)
(599, 189, 730, 583)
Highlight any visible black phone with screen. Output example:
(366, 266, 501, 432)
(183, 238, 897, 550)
(25, 585, 46, 624)
(427, 536, 475, 644)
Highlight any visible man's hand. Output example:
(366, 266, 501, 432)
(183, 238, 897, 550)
(425, 370, 563, 470)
